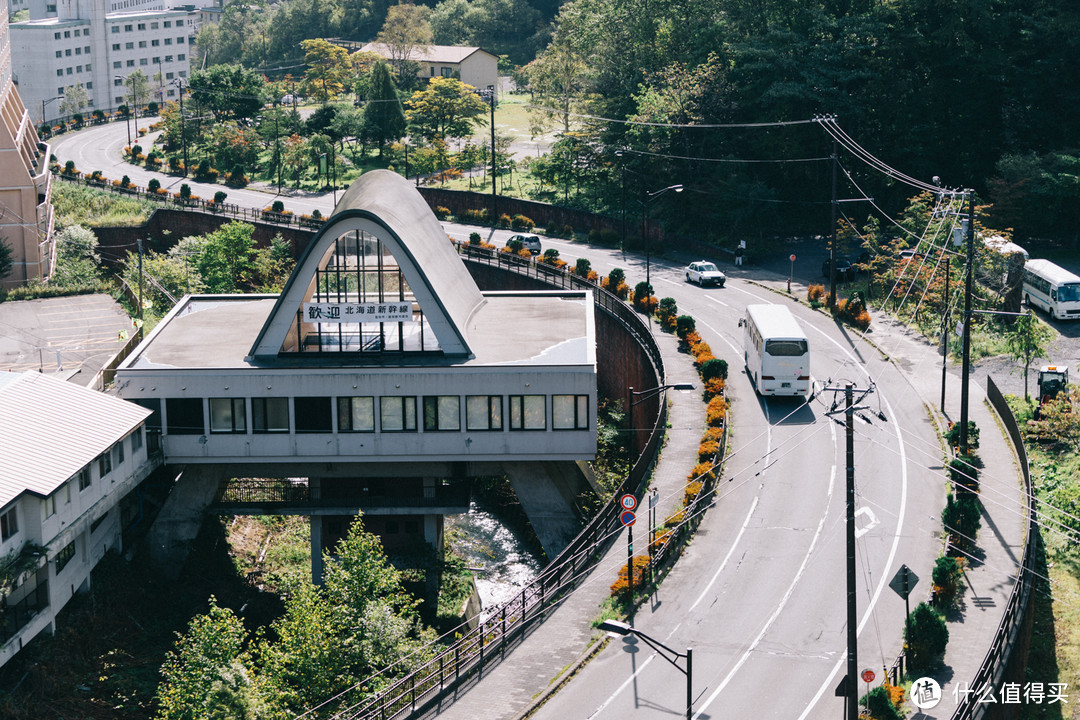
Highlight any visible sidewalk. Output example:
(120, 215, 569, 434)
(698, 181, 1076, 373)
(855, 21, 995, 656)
(415, 321, 707, 720)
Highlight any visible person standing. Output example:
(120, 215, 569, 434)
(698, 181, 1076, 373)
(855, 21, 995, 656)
(734, 241, 745, 267)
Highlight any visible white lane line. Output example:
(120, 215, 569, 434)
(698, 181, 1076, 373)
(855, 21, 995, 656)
(692, 419, 837, 718)
(586, 654, 657, 719)
(705, 295, 731, 309)
(728, 285, 773, 303)
(794, 327, 909, 720)
(689, 495, 760, 612)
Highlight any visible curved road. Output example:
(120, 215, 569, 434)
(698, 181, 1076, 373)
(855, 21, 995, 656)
(53, 123, 949, 718)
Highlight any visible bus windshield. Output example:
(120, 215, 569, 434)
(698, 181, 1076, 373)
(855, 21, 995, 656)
(765, 339, 808, 356)
(1058, 284, 1080, 303)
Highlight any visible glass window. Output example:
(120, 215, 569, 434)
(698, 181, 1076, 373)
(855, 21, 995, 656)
(55, 32, 62, 39)
(65, 48, 71, 55)
(164, 38, 172, 45)
(44, 494, 56, 518)
(55, 540, 75, 573)
(131, 427, 143, 451)
(98, 451, 112, 478)
(64, 30, 70, 37)
(111, 26, 119, 33)
(164, 20, 171, 27)
(112, 43, 120, 51)
(137, 22, 145, 29)
(337, 397, 374, 432)
(210, 398, 246, 433)
(553, 395, 589, 430)
(509, 395, 546, 430)
(466, 396, 502, 430)
(294, 397, 332, 433)
(0, 507, 18, 541)
(125, 41, 133, 49)
(152, 39, 159, 46)
(55, 50, 62, 58)
(138, 40, 146, 48)
(166, 397, 204, 434)
(380, 396, 417, 432)
(178, 53, 186, 61)
(423, 396, 460, 431)
(765, 339, 808, 357)
(140, 58, 148, 65)
(127, 60, 135, 67)
(177, 36, 185, 43)
(114, 439, 125, 465)
(252, 398, 289, 433)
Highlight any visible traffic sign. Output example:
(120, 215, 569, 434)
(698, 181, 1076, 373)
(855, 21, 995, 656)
(861, 669, 876, 684)
(790, 254, 797, 262)
(889, 565, 919, 600)
(620, 510, 637, 526)
(620, 494, 637, 511)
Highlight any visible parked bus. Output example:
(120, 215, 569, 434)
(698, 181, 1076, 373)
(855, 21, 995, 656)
(740, 304, 811, 397)
(1022, 259, 1080, 320)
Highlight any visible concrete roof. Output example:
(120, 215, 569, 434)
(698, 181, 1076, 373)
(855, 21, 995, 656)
(0, 372, 150, 508)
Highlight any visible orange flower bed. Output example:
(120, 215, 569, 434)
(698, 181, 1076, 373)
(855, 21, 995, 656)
(706, 396, 728, 427)
(609, 554, 651, 598)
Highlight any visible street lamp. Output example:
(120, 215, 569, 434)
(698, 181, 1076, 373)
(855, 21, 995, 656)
(41, 95, 63, 127)
(626, 383, 695, 458)
(115, 76, 131, 147)
(641, 184, 683, 307)
(599, 619, 694, 720)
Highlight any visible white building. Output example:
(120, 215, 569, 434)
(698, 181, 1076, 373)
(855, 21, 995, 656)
(0, 371, 156, 668)
(10, 0, 196, 123)
(360, 43, 499, 101)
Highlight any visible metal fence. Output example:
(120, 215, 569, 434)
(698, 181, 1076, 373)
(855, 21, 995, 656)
(317, 243, 675, 720)
(949, 378, 1037, 720)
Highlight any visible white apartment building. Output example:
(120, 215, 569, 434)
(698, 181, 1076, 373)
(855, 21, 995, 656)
(10, 0, 196, 124)
(0, 371, 157, 668)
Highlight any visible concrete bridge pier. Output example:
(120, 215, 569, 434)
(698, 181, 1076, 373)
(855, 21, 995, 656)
(144, 465, 225, 580)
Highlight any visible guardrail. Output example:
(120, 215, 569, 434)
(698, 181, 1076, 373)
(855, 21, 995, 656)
(319, 242, 672, 720)
(949, 377, 1036, 720)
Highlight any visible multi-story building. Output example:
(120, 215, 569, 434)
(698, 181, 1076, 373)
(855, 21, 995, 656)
(0, 371, 156, 668)
(10, 0, 197, 124)
(0, 0, 53, 289)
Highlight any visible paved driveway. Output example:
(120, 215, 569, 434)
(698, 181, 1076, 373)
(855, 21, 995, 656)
(0, 294, 133, 385)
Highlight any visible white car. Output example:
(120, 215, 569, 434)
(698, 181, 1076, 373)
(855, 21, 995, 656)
(685, 261, 726, 287)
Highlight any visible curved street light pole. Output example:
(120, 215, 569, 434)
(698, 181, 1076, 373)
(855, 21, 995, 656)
(642, 184, 683, 306)
(599, 619, 694, 719)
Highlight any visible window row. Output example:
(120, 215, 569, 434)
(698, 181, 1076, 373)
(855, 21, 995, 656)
(55, 68, 92, 78)
(166, 394, 591, 435)
(55, 46, 91, 57)
(112, 20, 176, 31)
(54, 28, 89, 39)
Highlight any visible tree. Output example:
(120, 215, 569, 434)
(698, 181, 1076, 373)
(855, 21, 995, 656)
(51, 225, 101, 287)
(404, 77, 487, 142)
(301, 39, 353, 102)
(59, 83, 90, 117)
(0, 236, 12, 280)
(188, 64, 267, 122)
(154, 598, 253, 720)
(1004, 310, 1054, 401)
(525, 33, 590, 133)
(363, 61, 406, 156)
(283, 134, 309, 187)
(196, 221, 258, 293)
(376, 2, 433, 83)
(124, 69, 153, 109)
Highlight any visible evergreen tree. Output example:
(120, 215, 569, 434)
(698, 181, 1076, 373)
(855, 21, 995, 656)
(363, 61, 406, 157)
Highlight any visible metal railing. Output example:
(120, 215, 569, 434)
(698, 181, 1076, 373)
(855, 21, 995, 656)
(949, 378, 1037, 720)
(317, 242, 672, 720)
(210, 478, 471, 512)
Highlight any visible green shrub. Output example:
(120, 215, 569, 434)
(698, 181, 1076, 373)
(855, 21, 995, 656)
(510, 214, 535, 230)
(949, 454, 980, 493)
(179, 183, 191, 200)
(131, 144, 143, 158)
(942, 492, 981, 548)
(148, 178, 161, 193)
(434, 206, 451, 220)
(507, 237, 524, 253)
(271, 200, 285, 213)
(931, 555, 964, 609)
(574, 258, 592, 276)
(657, 297, 678, 320)
(905, 602, 948, 672)
(700, 358, 728, 381)
(120, 174, 132, 188)
(865, 685, 903, 720)
(589, 228, 620, 246)
(945, 420, 979, 450)
(634, 280, 652, 299)
(213, 190, 228, 204)
(469, 232, 481, 245)
(676, 315, 697, 339)
(497, 213, 512, 229)
(607, 268, 626, 288)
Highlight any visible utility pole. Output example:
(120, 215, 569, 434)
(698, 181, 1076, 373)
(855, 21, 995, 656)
(844, 383, 857, 720)
(488, 85, 497, 222)
(177, 78, 188, 176)
(941, 259, 950, 411)
(829, 138, 839, 308)
(137, 238, 144, 339)
(958, 192, 975, 454)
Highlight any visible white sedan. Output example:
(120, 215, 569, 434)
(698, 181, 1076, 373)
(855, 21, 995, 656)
(685, 261, 726, 287)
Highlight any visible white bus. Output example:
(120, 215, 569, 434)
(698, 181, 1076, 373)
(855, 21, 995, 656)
(1022, 259, 1080, 320)
(740, 304, 811, 397)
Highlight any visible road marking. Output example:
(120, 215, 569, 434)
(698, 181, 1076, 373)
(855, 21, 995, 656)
(689, 495, 759, 612)
(854, 506, 880, 538)
(793, 325, 909, 720)
(705, 295, 731, 309)
(586, 653, 656, 719)
(692, 420, 837, 718)
(729, 284, 772, 303)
